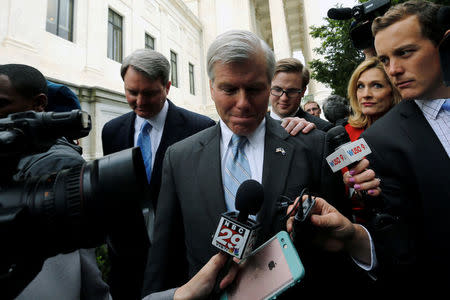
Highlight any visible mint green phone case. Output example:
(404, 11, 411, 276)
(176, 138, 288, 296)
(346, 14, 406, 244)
(220, 230, 305, 300)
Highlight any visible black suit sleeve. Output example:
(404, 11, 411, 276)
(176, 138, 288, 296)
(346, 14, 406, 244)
(141, 147, 189, 296)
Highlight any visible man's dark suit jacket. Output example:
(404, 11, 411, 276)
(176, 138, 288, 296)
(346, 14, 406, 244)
(362, 100, 450, 292)
(102, 99, 216, 210)
(295, 107, 333, 132)
(144, 116, 361, 297)
(101, 99, 215, 298)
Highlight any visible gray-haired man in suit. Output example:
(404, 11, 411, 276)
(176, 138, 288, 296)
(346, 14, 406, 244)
(144, 30, 355, 298)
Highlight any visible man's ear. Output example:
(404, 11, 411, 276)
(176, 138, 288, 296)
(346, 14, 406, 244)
(209, 79, 215, 102)
(299, 88, 306, 98)
(32, 93, 48, 112)
(165, 81, 172, 94)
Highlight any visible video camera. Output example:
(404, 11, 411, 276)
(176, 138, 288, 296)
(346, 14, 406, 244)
(0, 110, 149, 299)
(327, 0, 391, 50)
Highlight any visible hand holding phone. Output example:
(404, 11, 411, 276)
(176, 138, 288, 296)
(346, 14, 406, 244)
(220, 231, 304, 300)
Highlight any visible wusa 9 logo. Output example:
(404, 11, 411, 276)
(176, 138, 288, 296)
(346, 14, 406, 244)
(326, 138, 372, 173)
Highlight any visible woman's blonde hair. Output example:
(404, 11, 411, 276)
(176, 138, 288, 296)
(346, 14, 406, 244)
(347, 57, 402, 129)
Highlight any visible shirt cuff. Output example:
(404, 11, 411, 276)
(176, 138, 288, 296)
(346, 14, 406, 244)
(351, 224, 377, 273)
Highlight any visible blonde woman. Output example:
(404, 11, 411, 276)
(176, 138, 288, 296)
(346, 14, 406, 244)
(345, 56, 402, 141)
(344, 57, 402, 223)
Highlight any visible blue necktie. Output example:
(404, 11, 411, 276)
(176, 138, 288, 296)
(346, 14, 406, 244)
(442, 99, 450, 111)
(137, 121, 152, 183)
(223, 134, 252, 212)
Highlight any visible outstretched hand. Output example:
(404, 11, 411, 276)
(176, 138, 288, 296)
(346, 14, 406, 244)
(174, 252, 239, 300)
(286, 195, 371, 264)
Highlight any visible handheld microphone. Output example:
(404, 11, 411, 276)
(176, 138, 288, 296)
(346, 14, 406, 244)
(325, 125, 372, 173)
(210, 180, 263, 297)
(327, 7, 352, 20)
(212, 179, 263, 259)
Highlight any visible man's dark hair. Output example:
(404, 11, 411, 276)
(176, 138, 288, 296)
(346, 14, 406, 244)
(322, 94, 350, 125)
(0, 64, 48, 98)
(372, 0, 444, 46)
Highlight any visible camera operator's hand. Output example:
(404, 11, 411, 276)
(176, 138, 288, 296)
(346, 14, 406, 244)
(286, 195, 372, 265)
(174, 252, 238, 300)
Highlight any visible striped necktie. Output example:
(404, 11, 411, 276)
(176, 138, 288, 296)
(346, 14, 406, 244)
(223, 134, 252, 211)
(442, 99, 450, 111)
(137, 121, 153, 183)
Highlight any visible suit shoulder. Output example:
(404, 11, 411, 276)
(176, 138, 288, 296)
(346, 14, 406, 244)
(291, 126, 326, 142)
(305, 114, 333, 132)
(362, 103, 404, 140)
(103, 111, 134, 129)
(168, 125, 216, 152)
(175, 105, 216, 127)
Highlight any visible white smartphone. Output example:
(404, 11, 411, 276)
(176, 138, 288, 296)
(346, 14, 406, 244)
(220, 231, 305, 300)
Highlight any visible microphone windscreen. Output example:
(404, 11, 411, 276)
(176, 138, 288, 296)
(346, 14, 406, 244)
(326, 125, 351, 152)
(235, 179, 264, 216)
(327, 7, 352, 20)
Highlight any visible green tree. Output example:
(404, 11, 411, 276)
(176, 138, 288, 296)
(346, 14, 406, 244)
(309, 17, 364, 97)
(308, 0, 450, 98)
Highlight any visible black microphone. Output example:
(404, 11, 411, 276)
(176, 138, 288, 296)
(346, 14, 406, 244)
(327, 7, 353, 20)
(211, 179, 264, 297)
(235, 179, 264, 223)
(325, 125, 372, 173)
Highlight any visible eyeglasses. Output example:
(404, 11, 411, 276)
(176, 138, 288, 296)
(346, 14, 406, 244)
(270, 87, 303, 99)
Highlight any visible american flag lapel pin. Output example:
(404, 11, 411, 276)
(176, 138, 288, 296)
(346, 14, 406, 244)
(276, 147, 286, 156)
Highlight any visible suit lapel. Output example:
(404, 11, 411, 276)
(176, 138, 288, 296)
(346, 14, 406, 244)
(122, 112, 136, 148)
(195, 124, 227, 223)
(156, 101, 184, 157)
(150, 101, 185, 208)
(397, 101, 450, 237)
(397, 101, 449, 182)
(258, 117, 295, 239)
(153, 101, 181, 178)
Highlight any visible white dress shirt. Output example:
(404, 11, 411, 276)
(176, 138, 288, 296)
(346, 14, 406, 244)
(415, 99, 450, 157)
(134, 100, 169, 168)
(269, 108, 299, 121)
(219, 118, 265, 185)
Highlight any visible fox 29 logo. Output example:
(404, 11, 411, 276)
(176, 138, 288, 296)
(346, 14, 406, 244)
(212, 218, 250, 257)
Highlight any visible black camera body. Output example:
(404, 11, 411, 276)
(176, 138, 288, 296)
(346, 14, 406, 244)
(0, 110, 149, 300)
(0, 109, 91, 181)
(328, 0, 391, 50)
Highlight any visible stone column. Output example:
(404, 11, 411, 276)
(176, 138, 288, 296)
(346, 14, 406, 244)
(268, 0, 291, 59)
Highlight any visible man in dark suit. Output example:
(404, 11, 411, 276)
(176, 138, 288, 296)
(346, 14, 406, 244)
(288, 1, 450, 295)
(269, 57, 333, 132)
(101, 48, 215, 297)
(144, 29, 357, 298)
(360, 0, 450, 291)
(102, 48, 216, 224)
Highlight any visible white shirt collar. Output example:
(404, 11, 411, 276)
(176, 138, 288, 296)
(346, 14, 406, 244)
(415, 99, 447, 120)
(269, 108, 299, 120)
(219, 118, 266, 149)
(135, 100, 169, 132)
